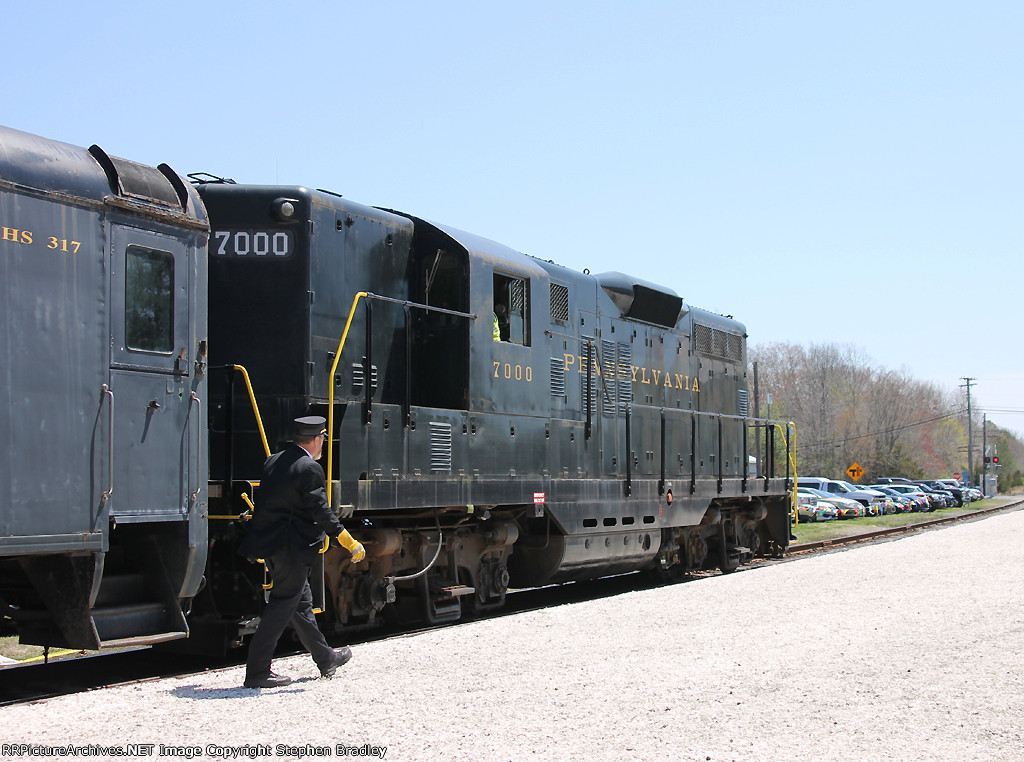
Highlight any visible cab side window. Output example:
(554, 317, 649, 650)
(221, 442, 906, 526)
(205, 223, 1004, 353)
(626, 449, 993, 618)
(493, 273, 529, 345)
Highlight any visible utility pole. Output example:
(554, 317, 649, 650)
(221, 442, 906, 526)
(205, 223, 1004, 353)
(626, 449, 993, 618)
(961, 377, 975, 486)
(982, 414, 988, 497)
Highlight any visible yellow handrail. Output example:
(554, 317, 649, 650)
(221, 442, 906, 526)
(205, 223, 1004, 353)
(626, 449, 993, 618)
(326, 292, 369, 506)
(232, 364, 271, 458)
(770, 421, 798, 524)
(208, 491, 256, 521)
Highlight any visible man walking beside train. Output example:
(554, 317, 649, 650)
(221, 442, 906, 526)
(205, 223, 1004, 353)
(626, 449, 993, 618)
(239, 416, 365, 689)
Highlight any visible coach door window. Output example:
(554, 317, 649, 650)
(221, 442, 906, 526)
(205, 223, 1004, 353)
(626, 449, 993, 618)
(493, 273, 529, 345)
(125, 246, 174, 353)
(110, 226, 189, 374)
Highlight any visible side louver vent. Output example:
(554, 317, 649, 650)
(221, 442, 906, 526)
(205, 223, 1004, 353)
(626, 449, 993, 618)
(352, 362, 378, 395)
(550, 357, 566, 398)
(580, 337, 597, 416)
(429, 422, 452, 472)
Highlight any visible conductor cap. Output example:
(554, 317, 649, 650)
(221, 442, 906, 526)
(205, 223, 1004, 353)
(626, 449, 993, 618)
(294, 415, 327, 439)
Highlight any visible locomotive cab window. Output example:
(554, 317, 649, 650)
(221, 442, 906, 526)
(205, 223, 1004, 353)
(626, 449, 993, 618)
(493, 273, 529, 346)
(125, 246, 174, 353)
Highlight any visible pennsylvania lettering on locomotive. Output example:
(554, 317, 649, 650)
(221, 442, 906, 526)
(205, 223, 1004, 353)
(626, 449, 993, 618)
(563, 353, 701, 392)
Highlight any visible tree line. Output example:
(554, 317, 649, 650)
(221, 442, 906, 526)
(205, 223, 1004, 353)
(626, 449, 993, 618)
(749, 342, 1023, 489)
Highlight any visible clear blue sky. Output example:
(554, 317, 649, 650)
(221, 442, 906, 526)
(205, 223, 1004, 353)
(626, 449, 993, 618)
(6, 1, 1022, 435)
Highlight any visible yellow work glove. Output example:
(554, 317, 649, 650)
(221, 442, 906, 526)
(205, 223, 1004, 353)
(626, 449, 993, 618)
(336, 529, 366, 563)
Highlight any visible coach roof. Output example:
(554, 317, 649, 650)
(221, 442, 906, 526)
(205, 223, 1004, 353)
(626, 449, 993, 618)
(0, 124, 205, 224)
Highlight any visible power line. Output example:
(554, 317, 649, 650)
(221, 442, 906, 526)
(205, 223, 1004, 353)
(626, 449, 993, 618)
(800, 407, 968, 450)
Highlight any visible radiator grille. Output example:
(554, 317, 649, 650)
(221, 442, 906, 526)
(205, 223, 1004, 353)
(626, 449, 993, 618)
(693, 323, 744, 362)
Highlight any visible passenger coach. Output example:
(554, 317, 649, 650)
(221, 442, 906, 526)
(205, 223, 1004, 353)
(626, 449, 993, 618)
(0, 126, 209, 649)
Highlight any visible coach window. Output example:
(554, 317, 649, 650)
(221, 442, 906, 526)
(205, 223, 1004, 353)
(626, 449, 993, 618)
(493, 273, 530, 346)
(125, 246, 174, 353)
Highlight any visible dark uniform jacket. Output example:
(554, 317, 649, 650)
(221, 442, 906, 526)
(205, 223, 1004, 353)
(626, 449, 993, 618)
(238, 445, 345, 564)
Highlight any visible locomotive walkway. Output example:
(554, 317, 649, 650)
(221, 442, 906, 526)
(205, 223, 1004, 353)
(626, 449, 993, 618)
(1, 507, 1021, 761)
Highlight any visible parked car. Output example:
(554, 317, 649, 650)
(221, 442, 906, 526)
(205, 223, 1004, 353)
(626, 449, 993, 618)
(936, 480, 978, 502)
(962, 486, 983, 501)
(800, 487, 863, 519)
(868, 486, 916, 513)
(795, 490, 816, 522)
(797, 478, 887, 514)
(873, 477, 913, 485)
(877, 484, 932, 511)
(913, 483, 955, 508)
(917, 480, 963, 507)
(891, 484, 944, 510)
(872, 492, 902, 515)
(795, 489, 836, 522)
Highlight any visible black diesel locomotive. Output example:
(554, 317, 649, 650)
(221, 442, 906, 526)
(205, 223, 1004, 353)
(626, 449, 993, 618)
(0, 125, 794, 654)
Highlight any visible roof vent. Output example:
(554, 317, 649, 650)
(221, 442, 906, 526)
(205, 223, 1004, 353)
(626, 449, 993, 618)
(595, 271, 684, 328)
(88, 145, 184, 209)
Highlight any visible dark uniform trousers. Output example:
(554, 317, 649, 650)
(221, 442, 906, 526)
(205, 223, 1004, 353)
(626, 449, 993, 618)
(245, 549, 335, 681)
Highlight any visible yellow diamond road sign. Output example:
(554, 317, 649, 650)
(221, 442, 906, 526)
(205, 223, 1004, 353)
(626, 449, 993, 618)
(846, 462, 865, 482)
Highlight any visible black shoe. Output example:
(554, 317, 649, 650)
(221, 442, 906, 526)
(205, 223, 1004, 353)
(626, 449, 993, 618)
(320, 647, 352, 678)
(244, 671, 293, 689)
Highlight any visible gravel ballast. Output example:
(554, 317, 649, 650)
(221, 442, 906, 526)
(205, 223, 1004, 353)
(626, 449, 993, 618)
(1, 509, 1022, 761)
